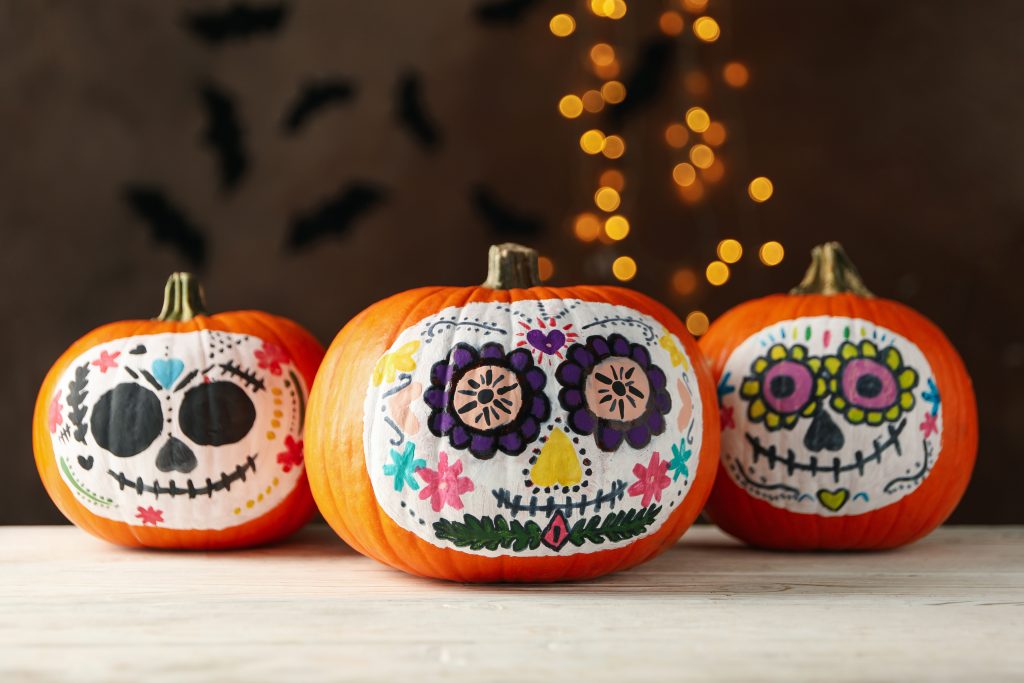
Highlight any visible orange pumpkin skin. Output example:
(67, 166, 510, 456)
(33, 276, 325, 549)
(700, 280, 977, 550)
(306, 273, 719, 582)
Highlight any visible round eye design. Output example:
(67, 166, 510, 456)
(425, 342, 550, 460)
(555, 333, 671, 451)
(91, 383, 164, 457)
(827, 341, 918, 425)
(739, 344, 827, 430)
(179, 381, 256, 446)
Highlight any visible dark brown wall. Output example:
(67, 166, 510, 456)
(2, 0, 1021, 524)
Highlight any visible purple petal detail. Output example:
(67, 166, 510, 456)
(647, 366, 667, 392)
(646, 410, 666, 436)
(479, 342, 505, 360)
(531, 394, 550, 420)
(470, 433, 497, 458)
(450, 425, 472, 448)
(561, 388, 584, 409)
(569, 345, 595, 369)
(520, 417, 539, 441)
(625, 424, 652, 449)
(588, 336, 611, 358)
(451, 345, 477, 370)
(423, 387, 447, 409)
(630, 344, 651, 369)
(569, 408, 596, 434)
(610, 334, 630, 357)
(596, 424, 625, 451)
(652, 388, 672, 414)
(556, 362, 583, 387)
(430, 361, 453, 387)
(508, 348, 532, 371)
(499, 431, 524, 454)
(428, 410, 456, 436)
(525, 367, 546, 392)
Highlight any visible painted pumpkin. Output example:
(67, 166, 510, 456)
(700, 242, 977, 549)
(33, 273, 325, 548)
(305, 243, 719, 582)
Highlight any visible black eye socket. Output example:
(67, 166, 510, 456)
(91, 383, 163, 457)
(179, 381, 256, 446)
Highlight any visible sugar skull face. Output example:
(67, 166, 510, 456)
(46, 331, 308, 530)
(363, 299, 704, 557)
(718, 316, 943, 516)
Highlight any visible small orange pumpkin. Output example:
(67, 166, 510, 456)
(33, 273, 325, 549)
(699, 242, 977, 549)
(305, 244, 719, 582)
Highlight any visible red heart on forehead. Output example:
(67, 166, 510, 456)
(526, 329, 566, 355)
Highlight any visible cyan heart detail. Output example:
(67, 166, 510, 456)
(526, 329, 566, 355)
(151, 358, 185, 390)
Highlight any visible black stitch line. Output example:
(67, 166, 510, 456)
(745, 419, 907, 483)
(108, 455, 257, 498)
(219, 361, 265, 392)
(492, 480, 628, 518)
(883, 439, 933, 494)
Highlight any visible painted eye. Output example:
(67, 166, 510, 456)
(740, 344, 827, 430)
(179, 381, 256, 446)
(91, 383, 164, 457)
(827, 341, 919, 425)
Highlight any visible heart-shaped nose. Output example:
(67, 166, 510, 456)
(156, 436, 197, 473)
(804, 410, 845, 452)
(530, 428, 582, 487)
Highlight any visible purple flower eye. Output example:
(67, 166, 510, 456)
(839, 359, 898, 410)
(739, 344, 827, 431)
(760, 360, 814, 415)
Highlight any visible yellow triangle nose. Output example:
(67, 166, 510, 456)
(530, 428, 582, 487)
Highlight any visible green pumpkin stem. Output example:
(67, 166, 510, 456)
(483, 243, 541, 289)
(790, 242, 874, 297)
(156, 272, 209, 321)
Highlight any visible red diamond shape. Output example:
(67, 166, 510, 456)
(541, 511, 570, 552)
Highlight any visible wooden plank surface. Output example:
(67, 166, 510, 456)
(1, 525, 1022, 682)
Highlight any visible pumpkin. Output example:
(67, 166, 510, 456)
(33, 273, 325, 549)
(699, 242, 977, 549)
(305, 243, 719, 582)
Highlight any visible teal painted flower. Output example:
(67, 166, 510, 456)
(668, 439, 691, 482)
(383, 442, 426, 492)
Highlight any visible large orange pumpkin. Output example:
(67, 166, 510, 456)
(305, 244, 719, 581)
(699, 242, 977, 549)
(33, 273, 325, 549)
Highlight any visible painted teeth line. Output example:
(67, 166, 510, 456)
(107, 454, 258, 498)
(491, 480, 628, 518)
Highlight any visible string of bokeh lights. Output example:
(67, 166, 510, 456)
(547, 0, 785, 336)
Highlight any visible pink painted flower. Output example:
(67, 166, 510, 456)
(254, 341, 289, 376)
(628, 452, 671, 507)
(47, 390, 63, 434)
(135, 506, 164, 526)
(920, 412, 938, 438)
(277, 435, 304, 472)
(91, 350, 120, 373)
(416, 452, 474, 512)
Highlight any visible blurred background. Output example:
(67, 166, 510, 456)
(3, 0, 1022, 524)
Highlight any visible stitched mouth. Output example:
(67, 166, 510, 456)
(743, 419, 906, 484)
(492, 479, 628, 517)
(107, 454, 258, 498)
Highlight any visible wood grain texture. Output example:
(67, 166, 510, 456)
(1, 525, 1021, 682)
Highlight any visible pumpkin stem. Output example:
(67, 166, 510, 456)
(790, 242, 874, 297)
(156, 272, 209, 321)
(482, 243, 541, 289)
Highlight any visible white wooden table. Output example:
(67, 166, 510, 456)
(1, 525, 1021, 682)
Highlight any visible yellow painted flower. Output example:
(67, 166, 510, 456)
(739, 344, 828, 431)
(372, 341, 420, 387)
(825, 340, 917, 426)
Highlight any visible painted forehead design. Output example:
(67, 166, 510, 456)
(47, 330, 308, 531)
(363, 298, 705, 558)
(718, 317, 942, 516)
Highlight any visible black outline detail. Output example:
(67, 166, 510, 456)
(731, 460, 802, 498)
(884, 439, 933, 494)
(173, 369, 200, 393)
(107, 455, 257, 499)
(219, 361, 265, 392)
(491, 480, 628, 518)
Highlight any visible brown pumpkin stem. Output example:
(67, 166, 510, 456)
(790, 242, 874, 297)
(156, 272, 209, 321)
(482, 243, 541, 289)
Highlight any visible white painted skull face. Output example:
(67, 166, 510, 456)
(363, 299, 704, 557)
(47, 331, 308, 530)
(719, 316, 943, 516)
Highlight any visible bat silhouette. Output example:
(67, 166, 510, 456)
(287, 183, 387, 249)
(610, 39, 675, 125)
(395, 72, 442, 151)
(283, 79, 357, 133)
(475, 0, 542, 24)
(200, 83, 247, 191)
(471, 185, 542, 237)
(185, 3, 288, 44)
(123, 186, 207, 267)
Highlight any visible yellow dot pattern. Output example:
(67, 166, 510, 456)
(234, 476, 284, 515)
